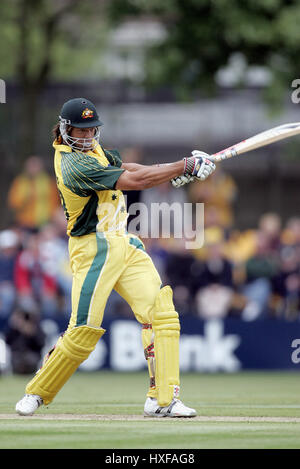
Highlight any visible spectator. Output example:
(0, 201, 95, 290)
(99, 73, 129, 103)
(38, 223, 72, 317)
(281, 216, 300, 248)
(7, 156, 60, 231)
(241, 230, 279, 321)
(272, 244, 300, 320)
(5, 298, 45, 374)
(191, 227, 234, 319)
(0, 229, 20, 320)
(14, 232, 58, 318)
(258, 212, 282, 253)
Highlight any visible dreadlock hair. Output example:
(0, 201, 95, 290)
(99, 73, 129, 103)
(52, 122, 72, 144)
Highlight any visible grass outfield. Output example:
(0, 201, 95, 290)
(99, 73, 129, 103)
(0, 371, 300, 449)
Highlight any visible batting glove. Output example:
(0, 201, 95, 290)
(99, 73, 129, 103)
(171, 150, 216, 188)
(184, 150, 216, 181)
(171, 174, 194, 188)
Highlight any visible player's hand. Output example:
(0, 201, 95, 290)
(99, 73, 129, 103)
(170, 150, 216, 188)
(171, 174, 194, 188)
(184, 150, 216, 181)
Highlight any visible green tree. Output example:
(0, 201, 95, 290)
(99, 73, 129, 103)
(108, 0, 300, 103)
(0, 0, 110, 163)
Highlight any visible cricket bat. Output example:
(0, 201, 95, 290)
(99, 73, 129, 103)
(209, 122, 300, 162)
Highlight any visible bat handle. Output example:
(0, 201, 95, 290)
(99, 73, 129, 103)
(210, 148, 238, 162)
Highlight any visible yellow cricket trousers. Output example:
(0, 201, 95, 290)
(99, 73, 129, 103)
(68, 231, 162, 330)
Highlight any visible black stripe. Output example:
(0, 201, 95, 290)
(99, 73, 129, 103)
(167, 400, 177, 414)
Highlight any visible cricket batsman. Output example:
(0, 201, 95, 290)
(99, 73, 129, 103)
(16, 97, 216, 417)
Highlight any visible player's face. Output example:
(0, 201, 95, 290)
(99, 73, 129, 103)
(69, 127, 96, 151)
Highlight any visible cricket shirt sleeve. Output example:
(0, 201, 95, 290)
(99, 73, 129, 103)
(60, 151, 124, 196)
(103, 149, 123, 168)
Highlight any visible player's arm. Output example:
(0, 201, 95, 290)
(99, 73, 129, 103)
(116, 153, 216, 191)
(116, 161, 184, 191)
(120, 162, 143, 171)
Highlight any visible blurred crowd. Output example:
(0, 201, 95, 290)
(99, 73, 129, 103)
(0, 152, 299, 338)
(144, 213, 300, 322)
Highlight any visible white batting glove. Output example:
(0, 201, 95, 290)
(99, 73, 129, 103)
(171, 174, 194, 188)
(171, 150, 216, 188)
(184, 150, 216, 181)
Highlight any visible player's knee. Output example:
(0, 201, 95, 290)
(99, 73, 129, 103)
(153, 286, 180, 332)
(60, 325, 105, 361)
(132, 281, 161, 324)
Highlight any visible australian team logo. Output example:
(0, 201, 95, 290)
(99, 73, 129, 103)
(82, 107, 94, 119)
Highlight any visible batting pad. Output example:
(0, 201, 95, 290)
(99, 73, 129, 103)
(152, 286, 180, 407)
(26, 325, 105, 405)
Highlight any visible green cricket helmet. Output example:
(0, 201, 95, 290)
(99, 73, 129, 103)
(59, 98, 103, 151)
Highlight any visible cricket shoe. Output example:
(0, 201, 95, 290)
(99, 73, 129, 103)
(15, 394, 43, 416)
(144, 397, 197, 418)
